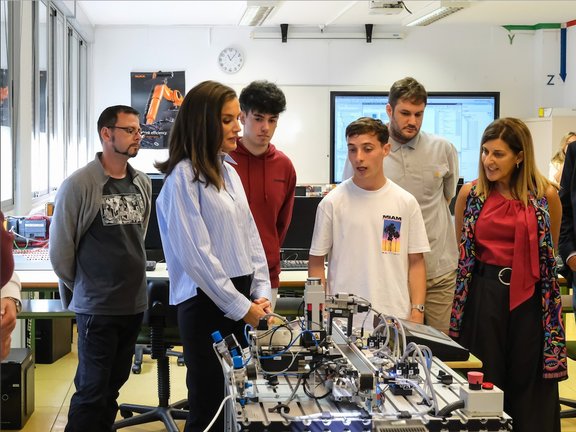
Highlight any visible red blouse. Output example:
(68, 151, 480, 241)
(475, 190, 540, 310)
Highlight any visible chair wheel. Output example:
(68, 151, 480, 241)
(120, 410, 133, 419)
(177, 357, 185, 366)
(132, 364, 141, 374)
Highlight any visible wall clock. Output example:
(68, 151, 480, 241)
(218, 47, 244, 74)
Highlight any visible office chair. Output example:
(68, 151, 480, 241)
(132, 340, 184, 374)
(113, 280, 188, 432)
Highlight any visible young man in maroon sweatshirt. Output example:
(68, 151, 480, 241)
(230, 81, 296, 310)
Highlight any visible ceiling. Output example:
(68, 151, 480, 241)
(76, 1, 576, 29)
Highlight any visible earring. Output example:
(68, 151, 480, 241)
(516, 162, 520, 169)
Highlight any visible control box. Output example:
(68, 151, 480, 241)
(19, 218, 49, 239)
(460, 383, 504, 417)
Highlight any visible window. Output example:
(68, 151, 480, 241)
(0, 0, 14, 208)
(77, 38, 88, 166)
(49, 6, 65, 193)
(32, 1, 89, 201)
(67, 27, 79, 174)
(66, 27, 89, 173)
(32, 0, 48, 198)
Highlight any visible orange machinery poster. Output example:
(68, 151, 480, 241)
(130, 71, 185, 149)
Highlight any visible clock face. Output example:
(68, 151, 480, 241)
(218, 47, 244, 74)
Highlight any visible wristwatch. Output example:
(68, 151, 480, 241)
(4, 297, 22, 314)
(411, 304, 425, 313)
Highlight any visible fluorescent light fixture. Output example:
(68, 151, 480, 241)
(406, 1, 470, 26)
(239, 1, 277, 26)
(251, 26, 404, 40)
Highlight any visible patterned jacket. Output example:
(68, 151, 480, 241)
(449, 184, 567, 380)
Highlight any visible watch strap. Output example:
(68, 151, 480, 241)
(411, 303, 425, 313)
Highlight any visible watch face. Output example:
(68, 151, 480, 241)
(218, 47, 244, 74)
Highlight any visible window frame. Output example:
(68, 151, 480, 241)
(0, 0, 17, 210)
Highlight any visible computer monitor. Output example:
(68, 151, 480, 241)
(145, 173, 165, 262)
(281, 196, 323, 260)
(330, 91, 500, 183)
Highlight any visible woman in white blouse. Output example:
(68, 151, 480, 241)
(155, 80, 271, 432)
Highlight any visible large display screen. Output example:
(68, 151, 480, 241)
(330, 92, 500, 183)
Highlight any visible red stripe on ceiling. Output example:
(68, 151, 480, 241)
(567, 19, 576, 27)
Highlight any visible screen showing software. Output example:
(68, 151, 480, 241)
(330, 92, 499, 184)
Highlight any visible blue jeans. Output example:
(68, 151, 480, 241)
(65, 313, 143, 432)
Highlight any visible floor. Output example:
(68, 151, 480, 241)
(10, 318, 576, 431)
(19, 332, 188, 432)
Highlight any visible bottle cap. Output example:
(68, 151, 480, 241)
(233, 356, 244, 369)
(211, 331, 223, 343)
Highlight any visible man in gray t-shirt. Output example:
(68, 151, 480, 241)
(49, 105, 151, 431)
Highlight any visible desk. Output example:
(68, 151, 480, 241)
(20, 271, 59, 291)
(19, 299, 75, 318)
(18, 264, 306, 294)
(19, 263, 170, 292)
(18, 300, 75, 362)
(278, 270, 308, 288)
(17, 270, 482, 369)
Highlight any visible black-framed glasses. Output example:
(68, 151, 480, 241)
(108, 126, 143, 136)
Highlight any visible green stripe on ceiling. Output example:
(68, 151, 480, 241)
(503, 23, 561, 31)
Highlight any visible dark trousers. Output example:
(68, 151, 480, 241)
(459, 261, 560, 432)
(65, 313, 143, 432)
(178, 275, 252, 432)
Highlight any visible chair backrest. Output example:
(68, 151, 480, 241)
(143, 280, 180, 344)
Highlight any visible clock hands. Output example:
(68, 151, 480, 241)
(219, 48, 242, 73)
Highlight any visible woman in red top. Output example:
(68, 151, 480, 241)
(451, 118, 565, 432)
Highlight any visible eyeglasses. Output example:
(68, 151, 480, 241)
(108, 126, 143, 136)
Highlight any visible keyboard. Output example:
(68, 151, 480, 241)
(13, 248, 53, 271)
(280, 259, 308, 271)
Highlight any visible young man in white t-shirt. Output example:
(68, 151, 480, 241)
(308, 117, 430, 322)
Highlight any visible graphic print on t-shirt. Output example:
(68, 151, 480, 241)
(101, 193, 145, 226)
(382, 215, 401, 254)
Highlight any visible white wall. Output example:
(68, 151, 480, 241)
(91, 24, 576, 183)
(525, 115, 576, 176)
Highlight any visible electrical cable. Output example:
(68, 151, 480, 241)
(201, 395, 233, 432)
(436, 400, 465, 417)
(401, 342, 439, 414)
